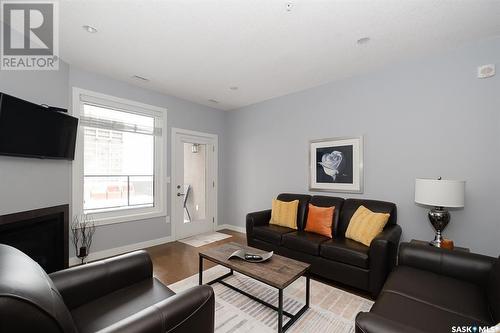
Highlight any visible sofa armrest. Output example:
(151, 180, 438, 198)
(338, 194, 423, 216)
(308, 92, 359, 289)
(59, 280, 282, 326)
(246, 209, 272, 237)
(368, 224, 402, 297)
(49, 250, 153, 309)
(398, 242, 496, 287)
(97, 285, 215, 333)
(355, 312, 426, 333)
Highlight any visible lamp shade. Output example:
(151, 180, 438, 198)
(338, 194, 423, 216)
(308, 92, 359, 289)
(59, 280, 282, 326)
(415, 178, 465, 208)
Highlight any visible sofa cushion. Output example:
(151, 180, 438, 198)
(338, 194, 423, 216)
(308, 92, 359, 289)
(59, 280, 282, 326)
(320, 238, 369, 268)
(282, 231, 330, 256)
(338, 199, 396, 238)
(371, 291, 491, 333)
(276, 193, 311, 230)
(269, 199, 299, 229)
(71, 278, 175, 333)
(345, 205, 390, 246)
(304, 204, 335, 238)
(309, 196, 344, 237)
(382, 266, 493, 324)
(0, 244, 77, 333)
(253, 225, 295, 245)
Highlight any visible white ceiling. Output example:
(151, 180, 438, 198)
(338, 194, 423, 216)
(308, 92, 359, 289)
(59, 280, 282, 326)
(59, 0, 500, 110)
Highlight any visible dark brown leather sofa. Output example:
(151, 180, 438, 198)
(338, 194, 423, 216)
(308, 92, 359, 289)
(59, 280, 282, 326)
(246, 193, 401, 297)
(0, 244, 215, 333)
(355, 242, 500, 333)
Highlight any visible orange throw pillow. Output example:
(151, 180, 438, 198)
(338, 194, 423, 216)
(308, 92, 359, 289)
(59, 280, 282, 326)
(305, 204, 335, 238)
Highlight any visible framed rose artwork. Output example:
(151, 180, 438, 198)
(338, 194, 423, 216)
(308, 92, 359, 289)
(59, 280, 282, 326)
(309, 136, 364, 193)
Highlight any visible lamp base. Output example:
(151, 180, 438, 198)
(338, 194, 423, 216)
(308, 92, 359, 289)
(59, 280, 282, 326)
(429, 230, 443, 247)
(428, 207, 450, 248)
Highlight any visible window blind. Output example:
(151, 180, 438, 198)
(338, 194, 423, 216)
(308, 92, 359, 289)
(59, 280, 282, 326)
(79, 102, 162, 136)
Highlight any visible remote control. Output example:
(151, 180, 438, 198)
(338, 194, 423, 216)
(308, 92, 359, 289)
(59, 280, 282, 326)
(245, 254, 263, 261)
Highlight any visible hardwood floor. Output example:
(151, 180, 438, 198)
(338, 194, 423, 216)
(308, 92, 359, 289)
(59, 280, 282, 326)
(146, 229, 245, 285)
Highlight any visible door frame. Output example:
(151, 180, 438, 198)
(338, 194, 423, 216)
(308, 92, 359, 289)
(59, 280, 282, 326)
(171, 128, 218, 240)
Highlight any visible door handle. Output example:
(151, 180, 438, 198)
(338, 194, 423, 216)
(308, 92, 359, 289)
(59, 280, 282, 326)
(177, 193, 185, 197)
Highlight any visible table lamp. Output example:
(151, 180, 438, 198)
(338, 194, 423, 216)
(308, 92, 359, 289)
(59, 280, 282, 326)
(414, 177, 465, 247)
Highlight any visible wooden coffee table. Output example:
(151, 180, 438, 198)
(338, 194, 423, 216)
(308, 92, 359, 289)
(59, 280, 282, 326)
(199, 242, 311, 333)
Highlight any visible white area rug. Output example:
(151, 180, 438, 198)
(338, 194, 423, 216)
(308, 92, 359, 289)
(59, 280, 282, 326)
(169, 265, 373, 333)
(178, 232, 232, 247)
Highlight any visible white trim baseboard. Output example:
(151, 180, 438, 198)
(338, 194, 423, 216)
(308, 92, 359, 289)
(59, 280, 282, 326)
(69, 235, 174, 266)
(215, 224, 246, 234)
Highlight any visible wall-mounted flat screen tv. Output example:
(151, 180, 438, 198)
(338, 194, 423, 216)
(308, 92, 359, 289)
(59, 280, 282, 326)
(0, 93, 78, 160)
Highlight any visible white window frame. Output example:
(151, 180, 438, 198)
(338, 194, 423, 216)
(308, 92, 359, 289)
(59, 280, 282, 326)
(71, 87, 167, 226)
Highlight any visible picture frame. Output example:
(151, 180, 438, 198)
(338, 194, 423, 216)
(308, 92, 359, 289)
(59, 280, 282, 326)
(309, 136, 364, 193)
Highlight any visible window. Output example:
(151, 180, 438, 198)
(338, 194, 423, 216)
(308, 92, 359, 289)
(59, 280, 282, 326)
(72, 88, 166, 225)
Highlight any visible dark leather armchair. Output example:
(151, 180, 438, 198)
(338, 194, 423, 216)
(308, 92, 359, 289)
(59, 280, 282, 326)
(246, 193, 401, 297)
(356, 242, 499, 333)
(0, 244, 215, 333)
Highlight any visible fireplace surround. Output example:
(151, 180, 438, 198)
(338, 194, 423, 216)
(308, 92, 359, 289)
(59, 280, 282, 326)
(0, 205, 69, 273)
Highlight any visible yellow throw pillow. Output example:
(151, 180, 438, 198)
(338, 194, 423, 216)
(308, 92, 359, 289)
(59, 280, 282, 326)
(345, 205, 390, 246)
(269, 199, 299, 229)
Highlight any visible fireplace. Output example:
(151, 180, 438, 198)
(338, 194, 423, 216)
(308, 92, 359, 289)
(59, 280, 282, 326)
(0, 205, 69, 273)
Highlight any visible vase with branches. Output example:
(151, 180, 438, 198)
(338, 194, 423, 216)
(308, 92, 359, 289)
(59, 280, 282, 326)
(71, 215, 96, 265)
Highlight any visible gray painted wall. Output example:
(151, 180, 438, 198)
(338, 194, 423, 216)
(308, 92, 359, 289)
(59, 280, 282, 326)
(0, 64, 70, 216)
(224, 36, 500, 256)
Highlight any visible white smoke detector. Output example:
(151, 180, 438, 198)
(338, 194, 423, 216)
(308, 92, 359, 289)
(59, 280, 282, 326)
(477, 64, 495, 79)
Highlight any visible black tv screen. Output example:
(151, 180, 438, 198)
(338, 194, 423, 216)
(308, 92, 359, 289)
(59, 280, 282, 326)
(0, 93, 78, 160)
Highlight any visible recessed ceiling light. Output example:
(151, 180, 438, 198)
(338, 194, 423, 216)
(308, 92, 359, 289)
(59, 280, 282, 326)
(229, 86, 238, 90)
(132, 75, 149, 82)
(357, 37, 371, 45)
(208, 99, 219, 104)
(83, 25, 98, 33)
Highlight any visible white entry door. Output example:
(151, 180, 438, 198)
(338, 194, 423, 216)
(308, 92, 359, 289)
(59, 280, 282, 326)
(172, 128, 217, 240)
